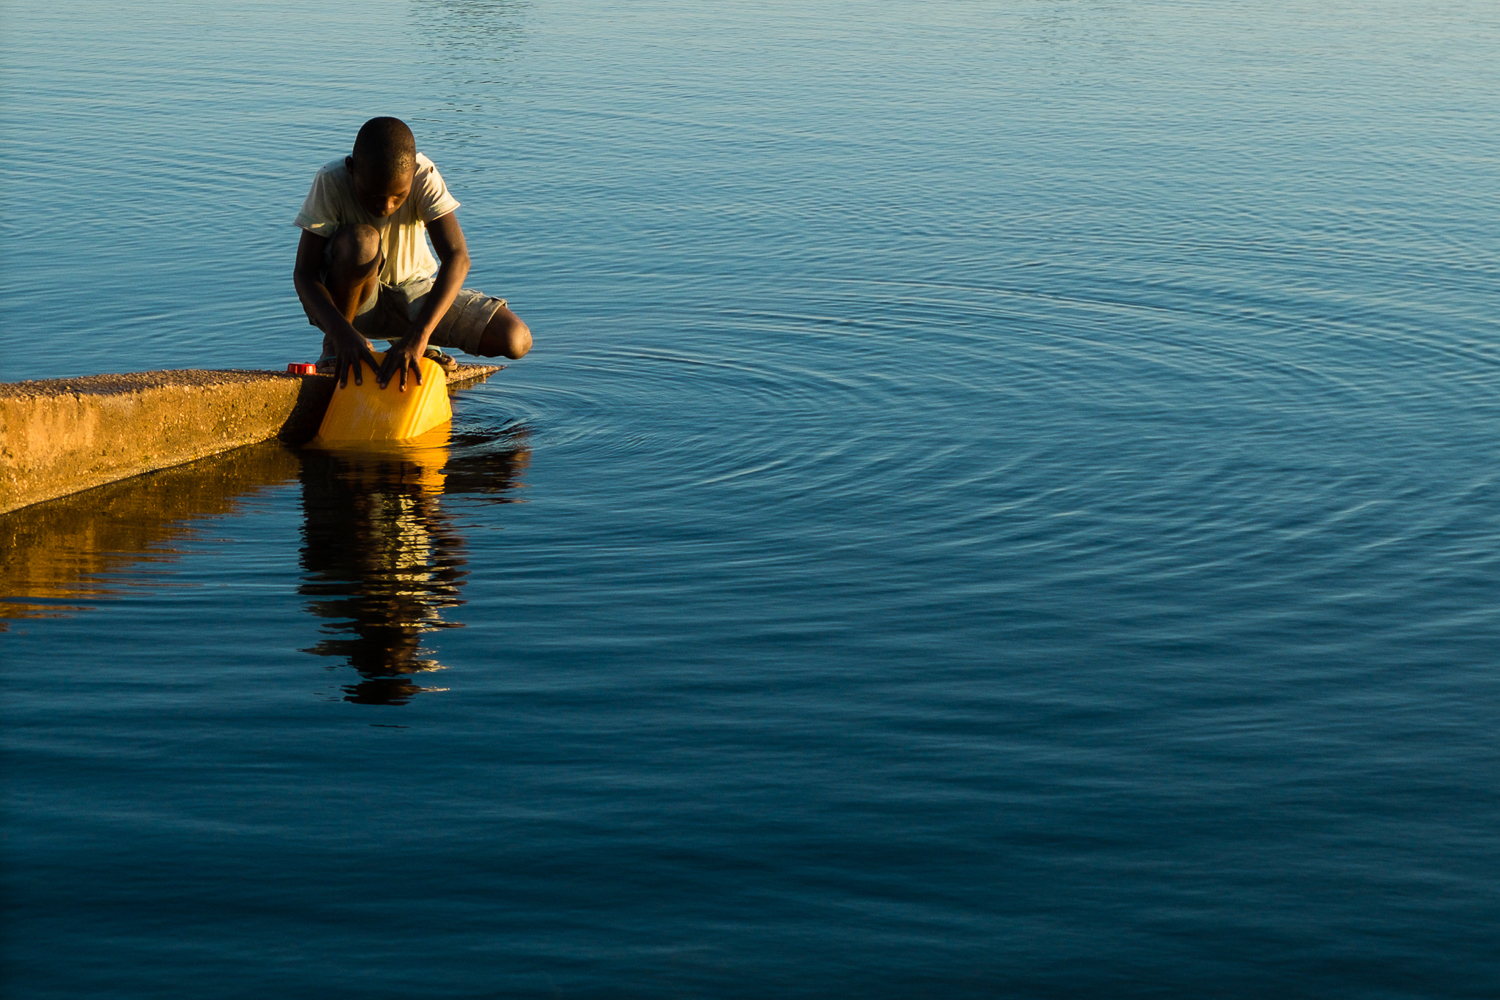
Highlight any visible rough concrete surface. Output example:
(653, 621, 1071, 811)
(0, 364, 501, 514)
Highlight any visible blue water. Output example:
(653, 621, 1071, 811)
(4, 1, 1500, 995)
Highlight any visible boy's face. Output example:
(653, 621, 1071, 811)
(346, 156, 415, 218)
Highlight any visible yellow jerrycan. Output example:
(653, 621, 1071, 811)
(314, 351, 453, 443)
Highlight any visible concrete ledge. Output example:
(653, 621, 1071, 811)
(0, 364, 501, 514)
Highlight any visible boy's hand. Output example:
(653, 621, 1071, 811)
(334, 336, 382, 389)
(377, 339, 426, 392)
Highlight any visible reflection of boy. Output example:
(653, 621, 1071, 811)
(293, 116, 532, 390)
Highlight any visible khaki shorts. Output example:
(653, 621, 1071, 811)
(350, 275, 506, 356)
(308, 263, 507, 357)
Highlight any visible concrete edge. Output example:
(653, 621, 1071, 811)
(0, 364, 503, 515)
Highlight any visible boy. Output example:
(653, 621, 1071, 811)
(293, 117, 531, 390)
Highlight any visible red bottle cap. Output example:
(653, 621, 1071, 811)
(286, 363, 318, 375)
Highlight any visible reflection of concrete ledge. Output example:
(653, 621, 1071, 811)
(0, 365, 501, 514)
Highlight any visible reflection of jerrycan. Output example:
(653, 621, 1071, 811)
(325, 427, 452, 495)
(315, 351, 452, 442)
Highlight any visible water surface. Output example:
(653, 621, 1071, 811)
(3, 1, 1499, 996)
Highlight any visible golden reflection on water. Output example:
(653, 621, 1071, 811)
(0, 440, 300, 625)
(300, 426, 530, 704)
(1, 426, 531, 706)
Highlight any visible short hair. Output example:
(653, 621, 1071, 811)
(351, 117, 416, 178)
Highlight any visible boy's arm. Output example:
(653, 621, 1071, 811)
(292, 229, 379, 386)
(377, 211, 471, 391)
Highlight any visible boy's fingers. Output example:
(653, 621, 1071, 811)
(365, 348, 385, 388)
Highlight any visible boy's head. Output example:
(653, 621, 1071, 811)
(346, 117, 417, 218)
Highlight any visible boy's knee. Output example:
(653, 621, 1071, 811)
(480, 308, 532, 360)
(328, 224, 381, 268)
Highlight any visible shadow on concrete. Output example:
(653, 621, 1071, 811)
(278, 375, 336, 445)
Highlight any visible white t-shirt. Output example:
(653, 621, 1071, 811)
(294, 152, 460, 286)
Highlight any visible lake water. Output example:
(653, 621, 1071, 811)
(3, 1, 1499, 995)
